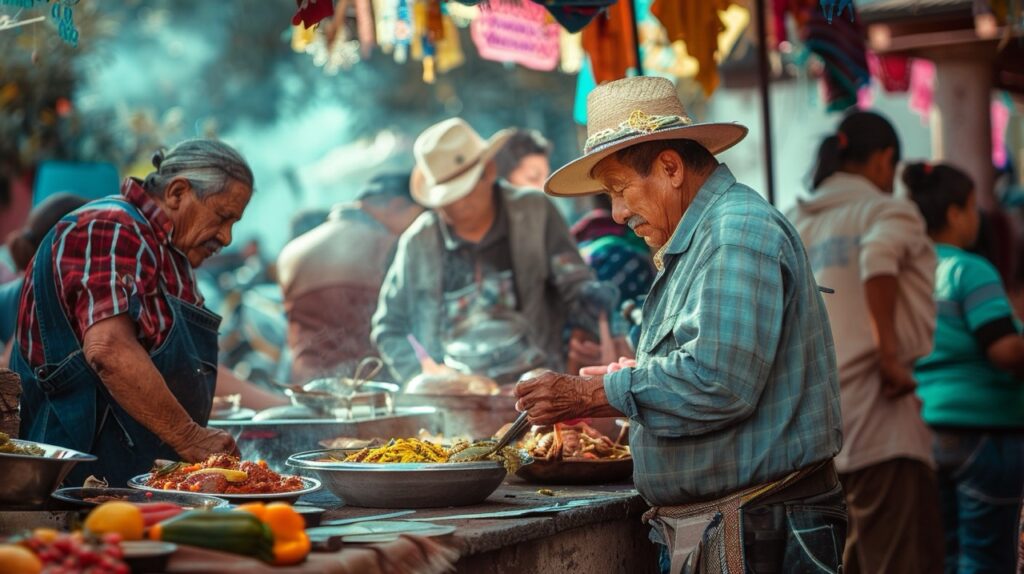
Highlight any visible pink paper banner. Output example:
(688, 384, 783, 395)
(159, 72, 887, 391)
(470, 0, 560, 71)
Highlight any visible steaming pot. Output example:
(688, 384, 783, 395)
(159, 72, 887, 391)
(442, 312, 548, 384)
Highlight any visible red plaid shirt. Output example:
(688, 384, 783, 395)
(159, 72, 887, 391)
(17, 179, 203, 367)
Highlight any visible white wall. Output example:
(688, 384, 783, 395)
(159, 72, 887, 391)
(708, 79, 934, 211)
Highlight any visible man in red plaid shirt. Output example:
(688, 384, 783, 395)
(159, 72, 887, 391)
(13, 139, 254, 485)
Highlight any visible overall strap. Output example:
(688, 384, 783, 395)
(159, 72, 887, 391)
(33, 198, 153, 366)
(33, 227, 82, 366)
(72, 197, 150, 227)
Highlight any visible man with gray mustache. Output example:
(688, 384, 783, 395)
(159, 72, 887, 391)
(13, 139, 252, 485)
(515, 77, 845, 573)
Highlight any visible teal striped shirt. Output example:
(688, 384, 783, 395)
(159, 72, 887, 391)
(914, 244, 1024, 428)
(604, 165, 843, 505)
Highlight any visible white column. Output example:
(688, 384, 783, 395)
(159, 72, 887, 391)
(928, 51, 995, 210)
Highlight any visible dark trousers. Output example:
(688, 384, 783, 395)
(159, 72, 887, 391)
(840, 457, 946, 574)
(740, 481, 847, 573)
(658, 464, 848, 574)
(933, 428, 1024, 574)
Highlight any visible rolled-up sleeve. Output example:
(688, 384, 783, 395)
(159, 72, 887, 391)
(860, 201, 926, 280)
(603, 244, 784, 437)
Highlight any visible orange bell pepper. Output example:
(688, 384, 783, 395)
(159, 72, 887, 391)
(237, 502, 310, 565)
(236, 502, 266, 521)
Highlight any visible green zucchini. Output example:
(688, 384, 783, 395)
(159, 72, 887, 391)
(153, 509, 274, 562)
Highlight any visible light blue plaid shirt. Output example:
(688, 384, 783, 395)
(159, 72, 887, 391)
(604, 165, 842, 506)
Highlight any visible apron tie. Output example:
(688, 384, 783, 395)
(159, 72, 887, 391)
(642, 462, 827, 574)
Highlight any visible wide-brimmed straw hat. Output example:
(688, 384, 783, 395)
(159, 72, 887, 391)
(411, 118, 513, 208)
(545, 76, 748, 197)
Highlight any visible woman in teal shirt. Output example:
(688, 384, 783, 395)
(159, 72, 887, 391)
(908, 161, 1024, 573)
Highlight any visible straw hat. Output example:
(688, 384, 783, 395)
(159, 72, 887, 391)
(411, 118, 513, 208)
(545, 77, 749, 197)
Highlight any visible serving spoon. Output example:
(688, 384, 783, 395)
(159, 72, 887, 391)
(449, 410, 531, 463)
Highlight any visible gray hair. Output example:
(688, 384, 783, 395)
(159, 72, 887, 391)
(143, 139, 254, 199)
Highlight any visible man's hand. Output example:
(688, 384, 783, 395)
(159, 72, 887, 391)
(879, 357, 917, 399)
(580, 357, 637, 377)
(173, 423, 240, 463)
(568, 326, 634, 376)
(514, 371, 622, 425)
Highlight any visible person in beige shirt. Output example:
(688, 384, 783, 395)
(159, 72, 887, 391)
(788, 111, 942, 574)
(277, 173, 423, 383)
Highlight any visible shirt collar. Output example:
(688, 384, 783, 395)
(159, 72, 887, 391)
(664, 164, 736, 256)
(439, 185, 508, 251)
(122, 178, 175, 244)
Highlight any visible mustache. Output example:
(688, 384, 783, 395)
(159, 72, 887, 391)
(626, 215, 647, 231)
(202, 239, 224, 255)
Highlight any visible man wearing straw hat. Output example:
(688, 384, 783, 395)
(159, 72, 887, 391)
(372, 118, 609, 384)
(515, 77, 845, 573)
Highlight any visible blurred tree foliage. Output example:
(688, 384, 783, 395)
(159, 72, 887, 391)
(2, 0, 581, 174)
(0, 2, 116, 171)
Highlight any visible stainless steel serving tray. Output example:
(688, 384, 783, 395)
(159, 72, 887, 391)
(287, 448, 533, 508)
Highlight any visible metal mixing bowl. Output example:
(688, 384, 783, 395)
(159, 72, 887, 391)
(0, 439, 97, 508)
(287, 448, 532, 508)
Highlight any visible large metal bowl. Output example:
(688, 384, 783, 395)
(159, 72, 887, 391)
(287, 448, 532, 508)
(0, 439, 97, 508)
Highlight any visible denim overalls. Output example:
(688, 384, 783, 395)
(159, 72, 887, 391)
(12, 199, 221, 486)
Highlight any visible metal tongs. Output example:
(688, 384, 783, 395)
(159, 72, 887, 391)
(342, 357, 385, 392)
(449, 410, 531, 463)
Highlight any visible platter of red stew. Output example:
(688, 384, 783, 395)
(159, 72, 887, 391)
(126, 454, 320, 503)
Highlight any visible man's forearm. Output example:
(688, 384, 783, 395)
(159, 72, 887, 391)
(86, 335, 198, 447)
(864, 275, 901, 359)
(581, 376, 625, 418)
(216, 366, 289, 411)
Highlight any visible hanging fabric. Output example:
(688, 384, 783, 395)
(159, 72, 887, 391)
(651, 0, 733, 96)
(908, 59, 935, 125)
(868, 53, 912, 93)
(355, 0, 376, 56)
(574, 56, 597, 125)
(294, 0, 335, 29)
(394, 0, 413, 63)
(800, 1, 869, 111)
(530, 0, 619, 34)
(993, 98, 1011, 169)
(374, 0, 398, 52)
(581, 0, 636, 83)
(291, 24, 318, 52)
(560, 29, 585, 73)
(436, 14, 466, 73)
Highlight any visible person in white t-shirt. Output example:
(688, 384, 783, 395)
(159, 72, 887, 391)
(787, 111, 943, 574)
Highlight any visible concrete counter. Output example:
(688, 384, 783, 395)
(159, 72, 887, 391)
(309, 481, 661, 573)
